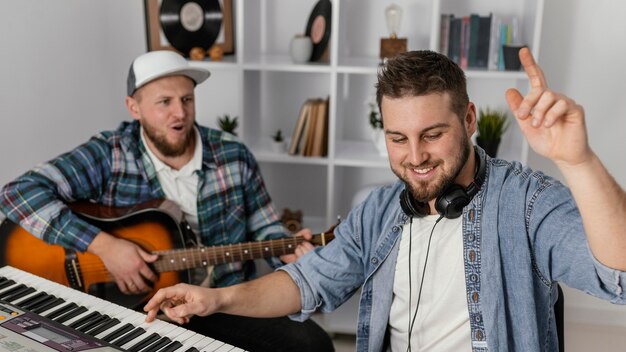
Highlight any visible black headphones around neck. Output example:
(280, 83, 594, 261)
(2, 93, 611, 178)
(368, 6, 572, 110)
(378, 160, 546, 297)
(399, 147, 486, 219)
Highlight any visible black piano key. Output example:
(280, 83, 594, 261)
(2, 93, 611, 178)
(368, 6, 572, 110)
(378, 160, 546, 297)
(76, 314, 110, 333)
(158, 341, 183, 352)
(45, 302, 78, 319)
(127, 332, 160, 352)
(0, 279, 15, 290)
(111, 327, 146, 347)
(30, 296, 64, 314)
(15, 292, 48, 309)
(0, 284, 27, 299)
(4, 286, 36, 303)
(143, 336, 172, 352)
(102, 323, 135, 342)
(54, 305, 88, 324)
(85, 318, 120, 337)
(69, 311, 101, 329)
(184, 347, 200, 352)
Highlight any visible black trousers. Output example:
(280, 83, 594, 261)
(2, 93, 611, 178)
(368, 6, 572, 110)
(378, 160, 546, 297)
(184, 313, 335, 352)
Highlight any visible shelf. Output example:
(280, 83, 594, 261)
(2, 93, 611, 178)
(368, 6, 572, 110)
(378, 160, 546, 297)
(334, 141, 389, 168)
(242, 54, 331, 73)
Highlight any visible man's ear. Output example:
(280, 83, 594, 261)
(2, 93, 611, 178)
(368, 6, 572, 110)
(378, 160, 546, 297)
(125, 96, 141, 121)
(465, 102, 477, 136)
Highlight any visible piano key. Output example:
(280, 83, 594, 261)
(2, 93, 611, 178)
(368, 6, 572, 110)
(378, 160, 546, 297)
(143, 336, 172, 352)
(213, 344, 239, 352)
(102, 322, 136, 342)
(111, 326, 146, 347)
(69, 311, 103, 329)
(171, 333, 205, 352)
(86, 317, 120, 336)
(0, 283, 28, 299)
(13, 291, 49, 308)
(3, 286, 36, 303)
(0, 278, 16, 291)
(45, 302, 79, 319)
(31, 297, 66, 314)
(54, 305, 89, 323)
(203, 339, 228, 352)
(127, 331, 161, 352)
(156, 340, 183, 352)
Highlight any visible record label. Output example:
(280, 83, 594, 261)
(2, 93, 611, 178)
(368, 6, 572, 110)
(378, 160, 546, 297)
(180, 2, 204, 32)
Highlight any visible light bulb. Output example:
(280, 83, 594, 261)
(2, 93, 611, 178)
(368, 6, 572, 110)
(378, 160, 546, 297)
(385, 4, 402, 39)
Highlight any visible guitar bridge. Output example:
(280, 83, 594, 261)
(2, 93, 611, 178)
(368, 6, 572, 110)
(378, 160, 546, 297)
(64, 248, 84, 290)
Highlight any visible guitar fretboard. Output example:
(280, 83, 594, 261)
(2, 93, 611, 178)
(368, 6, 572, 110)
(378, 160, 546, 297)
(152, 234, 329, 272)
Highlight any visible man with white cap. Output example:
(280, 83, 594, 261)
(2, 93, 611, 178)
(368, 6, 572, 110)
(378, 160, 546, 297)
(0, 50, 334, 352)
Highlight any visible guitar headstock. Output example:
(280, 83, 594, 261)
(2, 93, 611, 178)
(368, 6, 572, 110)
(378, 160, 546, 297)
(309, 218, 340, 246)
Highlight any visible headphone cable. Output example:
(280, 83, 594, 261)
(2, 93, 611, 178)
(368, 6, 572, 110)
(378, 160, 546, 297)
(406, 214, 444, 352)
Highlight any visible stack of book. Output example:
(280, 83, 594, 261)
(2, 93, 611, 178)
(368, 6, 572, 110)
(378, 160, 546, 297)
(288, 97, 329, 157)
(440, 13, 519, 71)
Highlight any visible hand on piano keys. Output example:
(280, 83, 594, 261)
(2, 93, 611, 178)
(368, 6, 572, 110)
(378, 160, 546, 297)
(0, 265, 246, 352)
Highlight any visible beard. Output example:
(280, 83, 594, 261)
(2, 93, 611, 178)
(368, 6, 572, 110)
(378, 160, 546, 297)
(392, 133, 471, 203)
(142, 119, 195, 157)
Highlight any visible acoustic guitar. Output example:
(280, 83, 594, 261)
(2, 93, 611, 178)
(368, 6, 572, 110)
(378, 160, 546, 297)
(0, 199, 335, 308)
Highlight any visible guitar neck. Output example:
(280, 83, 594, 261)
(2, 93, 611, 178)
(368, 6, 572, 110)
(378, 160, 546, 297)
(152, 232, 334, 273)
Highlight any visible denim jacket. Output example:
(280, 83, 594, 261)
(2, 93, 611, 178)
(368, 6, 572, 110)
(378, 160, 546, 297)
(281, 148, 626, 352)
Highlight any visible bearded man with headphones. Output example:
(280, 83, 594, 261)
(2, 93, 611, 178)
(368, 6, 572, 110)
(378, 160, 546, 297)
(144, 48, 626, 352)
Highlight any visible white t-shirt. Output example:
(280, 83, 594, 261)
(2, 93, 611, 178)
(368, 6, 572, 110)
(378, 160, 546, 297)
(141, 126, 202, 234)
(388, 214, 472, 351)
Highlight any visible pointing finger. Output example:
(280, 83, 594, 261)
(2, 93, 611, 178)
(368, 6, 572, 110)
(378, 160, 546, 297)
(519, 47, 547, 89)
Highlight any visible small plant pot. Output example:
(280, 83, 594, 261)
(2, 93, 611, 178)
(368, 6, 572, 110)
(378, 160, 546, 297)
(271, 141, 287, 153)
(477, 137, 501, 158)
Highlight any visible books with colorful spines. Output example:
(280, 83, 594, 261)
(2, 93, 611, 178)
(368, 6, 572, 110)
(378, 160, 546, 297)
(459, 16, 470, 69)
(439, 14, 453, 56)
(474, 13, 492, 69)
(487, 14, 501, 71)
(288, 99, 313, 155)
(310, 97, 329, 157)
(301, 99, 320, 156)
(448, 16, 462, 64)
(467, 14, 480, 68)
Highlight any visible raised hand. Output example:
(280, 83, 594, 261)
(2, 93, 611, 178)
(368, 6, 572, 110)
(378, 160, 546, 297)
(504, 47, 592, 167)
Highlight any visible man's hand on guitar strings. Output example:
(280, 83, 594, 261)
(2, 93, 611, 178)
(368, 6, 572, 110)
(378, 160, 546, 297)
(88, 231, 159, 295)
(280, 228, 315, 264)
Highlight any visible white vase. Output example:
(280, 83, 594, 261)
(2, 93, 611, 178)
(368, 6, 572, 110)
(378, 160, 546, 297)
(371, 129, 387, 156)
(289, 36, 313, 63)
(271, 141, 287, 153)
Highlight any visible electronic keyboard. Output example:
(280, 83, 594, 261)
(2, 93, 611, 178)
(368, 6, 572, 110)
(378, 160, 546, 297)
(0, 265, 245, 352)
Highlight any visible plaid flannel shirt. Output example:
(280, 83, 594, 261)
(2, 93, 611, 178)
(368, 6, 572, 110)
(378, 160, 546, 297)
(0, 120, 286, 287)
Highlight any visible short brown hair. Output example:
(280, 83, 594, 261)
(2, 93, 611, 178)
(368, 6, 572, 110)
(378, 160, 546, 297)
(376, 50, 469, 120)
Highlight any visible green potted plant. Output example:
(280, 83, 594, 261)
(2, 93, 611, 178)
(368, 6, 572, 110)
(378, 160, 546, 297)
(218, 114, 239, 136)
(271, 129, 286, 153)
(368, 102, 386, 156)
(476, 107, 510, 157)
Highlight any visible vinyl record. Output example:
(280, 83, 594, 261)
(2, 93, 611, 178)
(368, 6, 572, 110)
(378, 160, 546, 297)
(160, 0, 223, 56)
(305, 0, 332, 62)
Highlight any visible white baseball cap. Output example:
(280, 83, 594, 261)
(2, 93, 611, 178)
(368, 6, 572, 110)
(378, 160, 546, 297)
(127, 50, 210, 96)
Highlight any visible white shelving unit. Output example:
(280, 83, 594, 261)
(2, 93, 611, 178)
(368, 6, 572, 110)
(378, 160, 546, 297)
(191, 0, 544, 334)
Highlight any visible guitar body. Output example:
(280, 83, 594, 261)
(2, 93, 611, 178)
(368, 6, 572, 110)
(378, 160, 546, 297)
(0, 200, 191, 308)
(0, 199, 336, 308)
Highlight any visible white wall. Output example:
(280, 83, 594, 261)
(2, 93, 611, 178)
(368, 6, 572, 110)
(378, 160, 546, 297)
(0, 0, 146, 186)
(0, 0, 625, 337)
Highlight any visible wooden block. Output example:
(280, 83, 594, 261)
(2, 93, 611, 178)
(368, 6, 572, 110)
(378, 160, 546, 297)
(380, 38, 407, 60)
